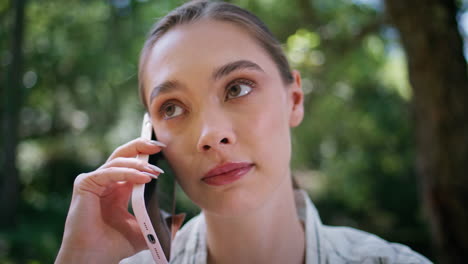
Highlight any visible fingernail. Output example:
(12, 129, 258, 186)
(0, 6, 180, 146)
(142, 172, 159, 179)
(148, 140, 166, 147)
(147, 164, 164, 174)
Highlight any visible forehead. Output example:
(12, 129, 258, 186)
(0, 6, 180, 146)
(143, 19, 278, 93)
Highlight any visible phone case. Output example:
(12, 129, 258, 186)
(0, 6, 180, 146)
(132, 113, 169, 264)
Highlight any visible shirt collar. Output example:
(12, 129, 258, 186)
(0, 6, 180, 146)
(294, 189, 325, 264)
(181, 189, 325, 264)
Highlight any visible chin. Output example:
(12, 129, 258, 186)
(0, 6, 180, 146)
(203, 195, 264, 218)
(180, 168, 285, 218)
(199, 184, 271, 218)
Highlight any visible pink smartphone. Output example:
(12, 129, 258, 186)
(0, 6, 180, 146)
(132, 113, 171, 263)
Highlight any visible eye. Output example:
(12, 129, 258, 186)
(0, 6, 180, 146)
(160, 103, 184, 119)
(225, 79, 255, 100)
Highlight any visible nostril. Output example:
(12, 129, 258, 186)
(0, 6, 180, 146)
(200, 138, 230, 151)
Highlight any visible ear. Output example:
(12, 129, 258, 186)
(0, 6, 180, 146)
(288, 70, 304, 128)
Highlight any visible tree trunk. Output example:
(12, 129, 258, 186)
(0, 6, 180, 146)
(0, 0, 26, 227)
(384, 0, 468, 263)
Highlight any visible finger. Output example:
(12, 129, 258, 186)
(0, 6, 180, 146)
(94, 167, 160, 185)
(75, 168, 159, 196)
(101, 181, 134, 210)
(107, 138, 166, 162)
(101, 157, 164, 174)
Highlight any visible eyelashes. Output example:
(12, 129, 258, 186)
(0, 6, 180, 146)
(157, 77, 257, 120)
(159, 102, 184, 120)
(225, 78, 255, 100)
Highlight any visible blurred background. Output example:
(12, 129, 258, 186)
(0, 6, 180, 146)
(1, 0, 468, 263)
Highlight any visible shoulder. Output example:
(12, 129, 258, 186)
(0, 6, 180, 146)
(119, 250, 153, 264)
(170, 213, 205, 263)
(297, 189, 432, 264)
(119, 214, 205, 264)
(319, 225, 432, 264)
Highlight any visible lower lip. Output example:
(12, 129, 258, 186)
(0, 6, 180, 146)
(202, 165, 253, 186)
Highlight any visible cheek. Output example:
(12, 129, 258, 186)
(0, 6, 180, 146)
(155, 126, 195, 177)
(161, 138, 196, 174)
(161, 139, 206, 208)
(162, 145, 200, 199)
(245, 92, 291, 164)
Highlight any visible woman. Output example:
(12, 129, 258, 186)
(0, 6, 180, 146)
(55, 1, 431, 263)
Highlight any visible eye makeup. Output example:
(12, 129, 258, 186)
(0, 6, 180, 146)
(151, 70, 263, 120)
(224, 78, 256, 101)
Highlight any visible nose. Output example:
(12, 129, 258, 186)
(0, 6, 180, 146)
(196, 116, 236, 152)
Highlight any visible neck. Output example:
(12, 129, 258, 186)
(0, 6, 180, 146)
(204, 177, 305, 264)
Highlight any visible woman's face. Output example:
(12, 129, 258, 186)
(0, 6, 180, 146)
(142, 19, 303, 216)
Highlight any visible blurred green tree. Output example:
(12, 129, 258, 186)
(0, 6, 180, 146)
(1, 0, 25, 229)
(385, 0, 468, 263)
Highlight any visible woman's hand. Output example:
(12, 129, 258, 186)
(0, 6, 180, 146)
(55, 138, 166, 264)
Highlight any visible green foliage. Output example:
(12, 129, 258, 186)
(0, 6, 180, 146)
(0, 0, 433, 262)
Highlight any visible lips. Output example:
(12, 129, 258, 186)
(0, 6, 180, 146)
(202, 162, 254, 186)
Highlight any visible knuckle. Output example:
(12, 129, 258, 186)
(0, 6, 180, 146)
(113, 145, 125, 155)
(74, 173, 88, 186)
(137, 138, 152, 149)
(130, 138, 144, 148)
(136, 159, 146, 167)
(112, 157, 126, 164)
(103, 167, 117, 175)
(119, 169, 134, 181)
(74, 171, 99, 187)
(136, 137, 147, 144)
(128, 168, 140, 174)
(126, 169, 141, 180)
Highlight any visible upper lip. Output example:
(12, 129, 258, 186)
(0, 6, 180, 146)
(202, 162, 253, 179)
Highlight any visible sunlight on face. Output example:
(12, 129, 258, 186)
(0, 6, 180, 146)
(142, 19, 303, 216)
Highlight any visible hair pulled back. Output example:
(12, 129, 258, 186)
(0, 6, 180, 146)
(138, 0, 294, 110)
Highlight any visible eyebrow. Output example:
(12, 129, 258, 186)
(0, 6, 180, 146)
(212, 60, 264, 81)
(149, 80, 181, 105)
(149, 60, 264, 105)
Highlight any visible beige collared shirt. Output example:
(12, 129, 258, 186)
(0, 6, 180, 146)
(121, 190, 432, 264)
